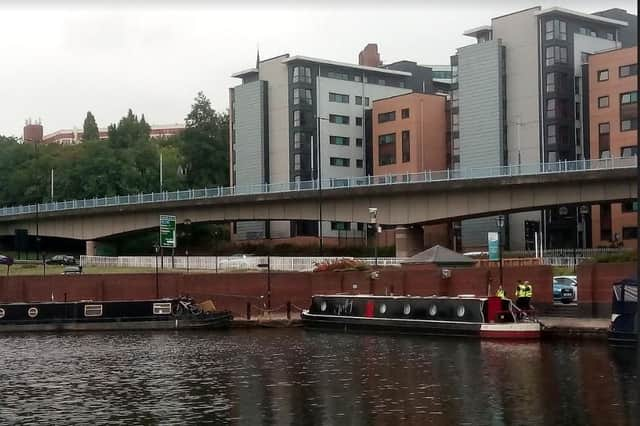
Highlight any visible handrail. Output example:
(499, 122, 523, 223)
(0, 156, 636, 217)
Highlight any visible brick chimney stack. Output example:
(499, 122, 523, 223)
(359, 43, 382, 67)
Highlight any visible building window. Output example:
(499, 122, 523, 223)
(597, 70, 609, 81)
(293, 88, 312, 105)
(545, 72, 555, 93)
(598, 96, 609, 108)
(330, 136, 350, 146)
(622, 227, 638, 240)
(546, 99, 556, 119)
(327, 71, 349, 81)
(355, 117, 362, 126)
(576, 102, 581, 120)
(548, 150, 557, 162)
(365, 97, 370, 106)
(356, 138, 363, 147)
(378, 79, 386, 86)
(378, 133, 396, 165)
(605, 32, 615, 41)
(293, 66, 312, 84)
(329, 114, 349, 125)
(621, 146, 637, 157)
(294, 110, 304, 127)
(378, 111, 396, 123)
(545, 46, 567, 66)
(354, 75, 362, 82)
(545, 19, 567, 40)
(599, 122, 610, 158)
(294, 153, 301, 171)
(620, 91, 638, 131)
(547, 125, 556, 145)
(294, 132, 303, 150)
(580, 52, 589, 64)
(622, 201, 635, 213)
(579, 27, 596, 37)
(401, 130, 410, 162)
(329, 92, 349, 103)
(330, 157, 350, 167)
(355, 96, 363, 105)
(356, 159, 363, 168)
(401, 108, 410, 119)
(331, 221, 351, 231)
(619, 64, 638, 78)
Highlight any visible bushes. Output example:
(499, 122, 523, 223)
(589, 251, 637, 264)
(313, 258, 370, 272)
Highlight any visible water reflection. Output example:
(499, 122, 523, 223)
(0, 330, 637, 425)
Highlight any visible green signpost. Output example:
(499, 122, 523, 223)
(159, 215, 177, 248)
(488, 232, 499, 261)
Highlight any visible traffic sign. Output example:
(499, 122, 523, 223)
(160, 215, 177, 248)
(488, 232, 499, 261)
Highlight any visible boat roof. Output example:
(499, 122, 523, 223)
(312, 294, 488, 301)
(0, 298, 178, 305)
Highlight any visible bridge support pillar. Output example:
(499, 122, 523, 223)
(395, 226, 424, 258)
(86, 240, 97, 256)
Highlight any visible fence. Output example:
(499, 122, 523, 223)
(2, 156, 636, 217)
(79, 255, 406, 273)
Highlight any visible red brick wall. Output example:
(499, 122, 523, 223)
(0, 264, 556, 317)
(577, 262, 636, 317)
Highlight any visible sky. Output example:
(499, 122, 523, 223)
(0, 0, 636, 137)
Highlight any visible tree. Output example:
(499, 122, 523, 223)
(181, 91, 229, 188)
(82, 111, 100, 141)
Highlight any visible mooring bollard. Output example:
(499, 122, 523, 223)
(286, 301, 291, 320)
(246, 302, 251, 320)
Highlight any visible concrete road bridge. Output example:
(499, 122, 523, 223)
(0, 157, 636, 255)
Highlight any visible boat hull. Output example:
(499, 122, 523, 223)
(301, 311, 540, 339)
(0, 299, 233, 333)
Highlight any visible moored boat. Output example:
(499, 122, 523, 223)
(0, 297, 233, 332)
(608, 279, 638, 346)
(301, 294, 540, 339)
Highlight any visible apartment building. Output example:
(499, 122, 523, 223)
(229, 54, 411, 241)
(451, 6, 633, 251)
(585, 47, 638, 248)
(372, 92, 449, 247)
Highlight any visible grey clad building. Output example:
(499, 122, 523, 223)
(451, 6, 633, 251)
(229, 54, 412, 242)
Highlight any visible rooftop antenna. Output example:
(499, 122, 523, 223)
(256, 43, 260, 69)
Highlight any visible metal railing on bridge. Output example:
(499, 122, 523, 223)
(1, 156, 636, 218)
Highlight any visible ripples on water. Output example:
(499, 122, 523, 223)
(0, 329, 638, 425)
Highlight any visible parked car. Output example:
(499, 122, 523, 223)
(0, 255, 14, 266)
(45, 255, 77, 265)
(553, 275, 578, 304)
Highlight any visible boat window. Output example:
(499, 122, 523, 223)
(27, 307, 38, 318)
(403, 304, 411, 315)
(320, 300, 327, 312)
(0, 308, 4, 319)
(428, 304, 437, 317)
(153, 303, 173, 315)
(84, 304, 103, 317)
(456, 305, 466, 318)
(379, 303, 387, 314)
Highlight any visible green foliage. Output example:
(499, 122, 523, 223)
(0, 91, 229, 208)
(588, 251, 637, 264)
(82, 111, 99, 141)
(181, 91, 229, 188)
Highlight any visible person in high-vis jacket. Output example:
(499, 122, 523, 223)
(496, 286, 505, 299)
(515, 280, 533, 310)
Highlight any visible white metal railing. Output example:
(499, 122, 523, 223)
(79, 255, 406, 272)
(1, 156, 636, 218)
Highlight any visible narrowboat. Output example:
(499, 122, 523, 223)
(301, 294, 540, 339)
(608, 279, 638, 346)
(0, 297, 233, 332)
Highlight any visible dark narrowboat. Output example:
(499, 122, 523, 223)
(302, 294, 540, 339)
(0, 297, 233, 332)
(608, 279, 638, 346)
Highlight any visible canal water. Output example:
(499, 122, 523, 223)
(0, 329, 637, 425)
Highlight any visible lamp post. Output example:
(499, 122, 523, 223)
(369, 208, 378, 266)
(153, 242, 160, 298)
(214, 229, 220, 274)
(495, 215, 505, 290)
(315, 115, 330, 256)
(184, 219, 191, 273)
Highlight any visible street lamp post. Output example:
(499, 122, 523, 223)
(496, 215, 505, 290)
(184, 219, 191, 273)
(315, 115, 330, 256)
(214, 229, 220, 274)
(153, 242, 160, 298)
(369, 208, 378, 266)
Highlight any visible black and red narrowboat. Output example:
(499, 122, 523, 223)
(301, 294, 540, 339)
(0, 297, 232, 332)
